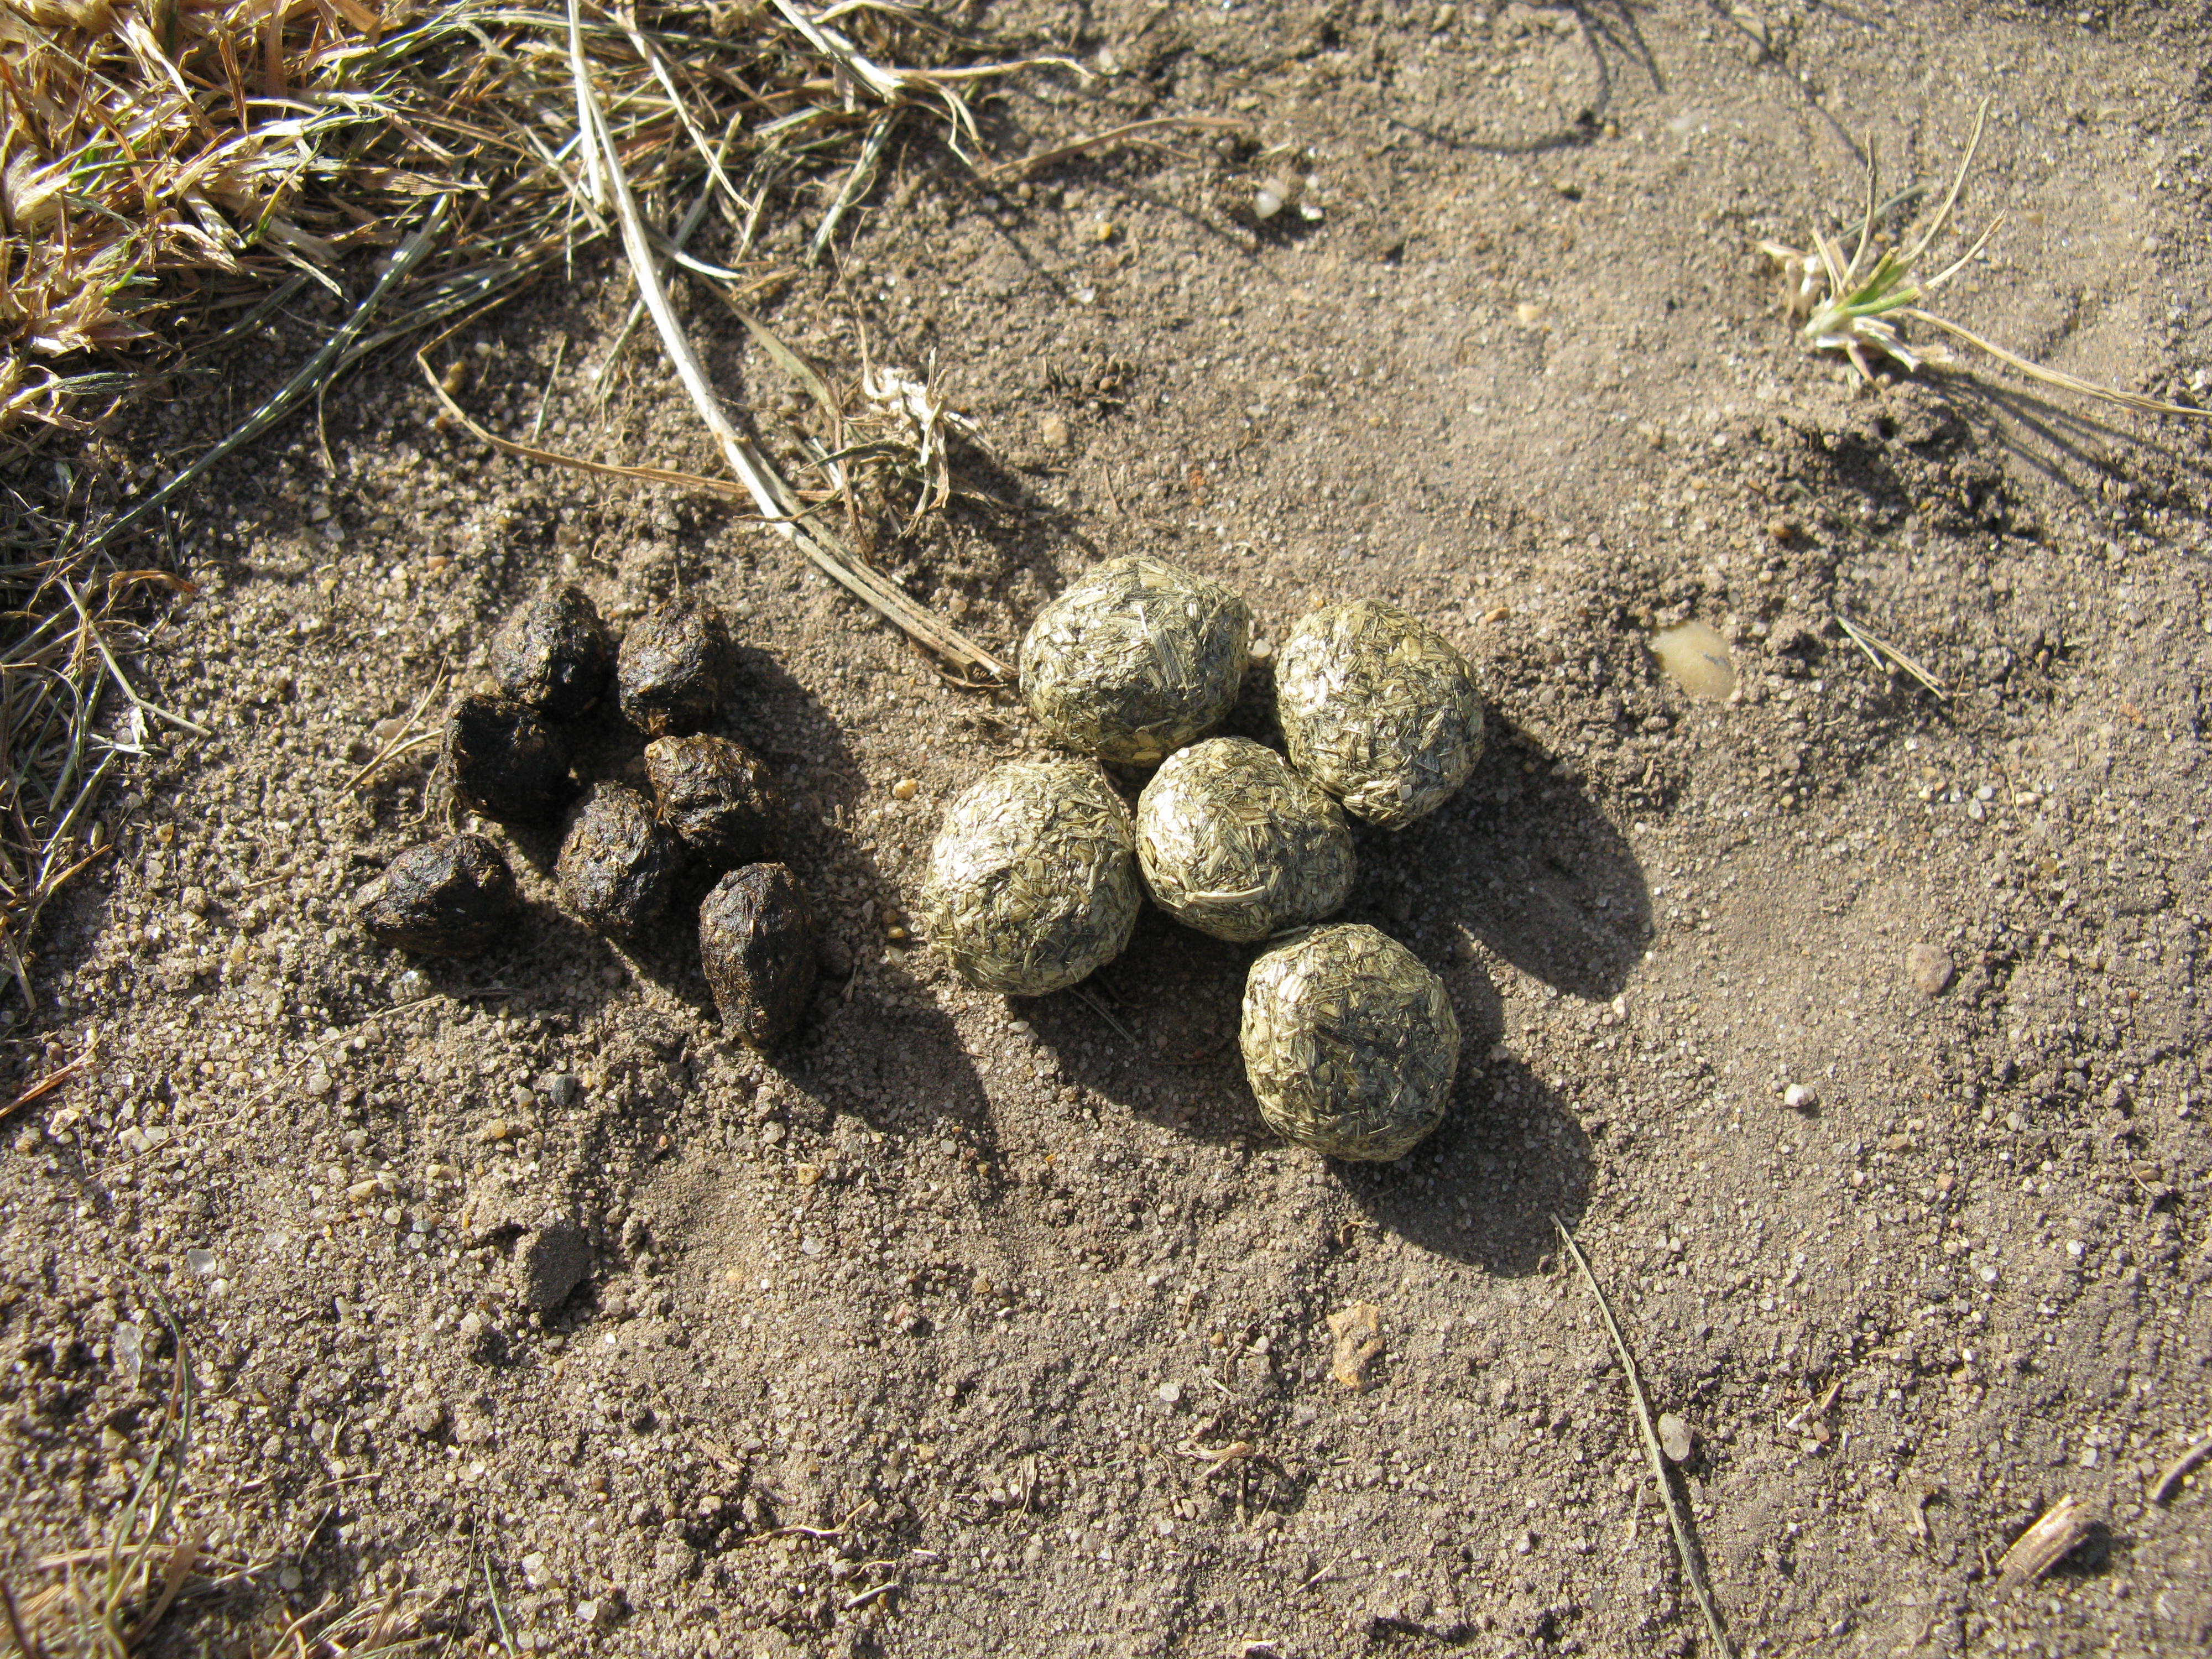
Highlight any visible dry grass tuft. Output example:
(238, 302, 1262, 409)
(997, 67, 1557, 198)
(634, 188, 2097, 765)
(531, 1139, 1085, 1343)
(1, 0, 1076, 452)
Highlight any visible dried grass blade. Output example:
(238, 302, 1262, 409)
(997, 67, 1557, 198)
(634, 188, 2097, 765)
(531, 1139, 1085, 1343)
(94, 197, 452, 551)
(1901, 308, 2210, 420)
(979, 116, 1256, 181)
(1554, 1215, 1735, 1659)
(1835, 612, 1948, 700)
(565, 3, 1009, 681)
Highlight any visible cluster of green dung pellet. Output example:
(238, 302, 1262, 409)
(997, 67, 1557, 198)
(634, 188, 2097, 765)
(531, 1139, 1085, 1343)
(924, 560, 1484, 1161)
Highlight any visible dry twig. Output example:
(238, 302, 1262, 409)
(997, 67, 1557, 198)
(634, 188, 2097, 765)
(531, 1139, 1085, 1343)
(1554, 1214, 1736, 1659)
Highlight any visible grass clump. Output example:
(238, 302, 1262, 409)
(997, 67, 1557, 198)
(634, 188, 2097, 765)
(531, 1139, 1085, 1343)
(1762, 100, 2209, 421)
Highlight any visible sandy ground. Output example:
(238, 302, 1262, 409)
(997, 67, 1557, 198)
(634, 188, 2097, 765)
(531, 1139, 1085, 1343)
(6, 1, 2212, 1655)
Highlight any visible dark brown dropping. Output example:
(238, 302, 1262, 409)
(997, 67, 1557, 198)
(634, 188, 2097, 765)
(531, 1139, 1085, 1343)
(644, 734, 784, 875)
(555, 782, 680, 941)
(444, 694, 572, 825)
(699, 863, 819, 1048)
(618, 599, 735, 737)
(354, 834, 519, 957)
(490, 585, 614, 721)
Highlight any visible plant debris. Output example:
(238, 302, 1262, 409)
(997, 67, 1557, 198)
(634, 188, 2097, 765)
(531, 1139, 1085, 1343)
(1275, 599, 1485, 829)
(1239, 923, 1460, 1162)
(921, 759, 1141, 996)
(1019, 556, 1253, 766)
(1136, 737, 1354, 943)
(1995, 1495, 2099, 1593)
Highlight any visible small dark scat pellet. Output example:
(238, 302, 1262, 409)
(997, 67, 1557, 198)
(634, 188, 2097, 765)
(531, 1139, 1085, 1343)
(354, 833, 519, 957)
(698, 863, 819, 1048)
(555, 782, 680, 941)
(645, 733, 784, 876)
(618, 599, 736, 737)
(444, 693, 573, 825)
(490, 585, 615, 722)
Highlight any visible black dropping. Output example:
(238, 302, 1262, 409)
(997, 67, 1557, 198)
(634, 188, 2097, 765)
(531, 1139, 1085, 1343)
(556, 782, 680, 941)
(491, 585, 615, 722)
(618, 599, 735, 737)
(698, 863, 819, 1048)
(444, 694, 573, 825)
(354, 833, 520, 957)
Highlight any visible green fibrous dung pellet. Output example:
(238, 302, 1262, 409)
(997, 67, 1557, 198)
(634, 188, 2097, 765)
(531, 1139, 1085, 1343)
(1136, 737, 1355, 942)
(1019, 556, 1252, 765)
(1240, 922, 1460, 1161)
(1275, 599, 1485, 828)
(921, 760, 1141, 995)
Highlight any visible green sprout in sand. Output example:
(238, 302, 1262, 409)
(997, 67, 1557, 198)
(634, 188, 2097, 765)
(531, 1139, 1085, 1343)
(1762, 100, 2208, 420)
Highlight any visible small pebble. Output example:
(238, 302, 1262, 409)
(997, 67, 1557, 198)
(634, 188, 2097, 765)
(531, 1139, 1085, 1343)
(1657, 1412, 1694, 1463)
(444, 694, 572, 824)
(618, 598, 735, 737)
(556, 783, 680, 942)
(1782, 1082, 1816, 1109)
(699, 864, 820, 1048)
(1650, 621, 1735, 700)
(1906, 941, 1955, 998)
(489, 585, 614, 721)
(354, 834, 519, 957)
(891, 778, 920, 801)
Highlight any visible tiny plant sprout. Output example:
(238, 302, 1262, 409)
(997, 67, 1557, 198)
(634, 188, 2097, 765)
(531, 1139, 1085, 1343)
(1761, 100, 2209, 421)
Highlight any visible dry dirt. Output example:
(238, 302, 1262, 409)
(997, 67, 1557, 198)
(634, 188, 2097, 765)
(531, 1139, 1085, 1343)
(7, 1, 2212, 1655)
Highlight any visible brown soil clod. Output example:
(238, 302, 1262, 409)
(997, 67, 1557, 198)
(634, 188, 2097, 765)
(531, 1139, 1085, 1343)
(490, 585, 616, 722)
(698, 863, 821, 1048)
(354, 834, 520, 957)
(645, 733, 785, 877)
(555, 782, 680, 942)
(618, 598, 737, 737)
(512, 1215, 593, 1310)
(1326, 1302, 1385, 1390)
(443, 693, 573, 825)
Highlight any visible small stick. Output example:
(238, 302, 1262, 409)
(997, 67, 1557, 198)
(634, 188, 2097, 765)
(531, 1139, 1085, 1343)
(979, 116, 1255, 181)
(2151, 1428, 2212, 1505)
(1836, 613, 1948, 701)
(1, 1054, 88, 1121)
(345, 671, 448, 790)
(1554, 1214, 1735, 1659)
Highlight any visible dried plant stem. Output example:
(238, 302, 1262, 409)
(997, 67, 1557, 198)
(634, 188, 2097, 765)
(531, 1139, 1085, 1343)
(565, 0, 1009, 682)
(95, 198, 453, 552)
(979, 116, 1255, 181)
(1554, 1215, 1735, 1659)
(2151, 1428, 2212, 1506)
